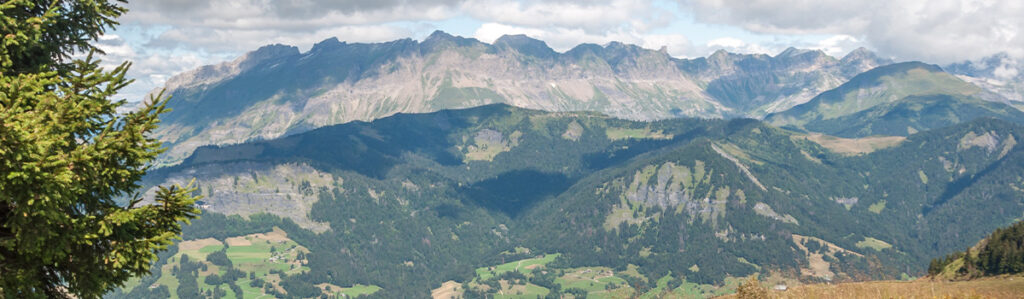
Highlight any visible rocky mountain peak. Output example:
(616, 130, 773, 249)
(601, 41, 647, 57)
(564, 43, 604, 59)
(424, 30, 456, 42)
(776, 47, 818, 58)
(421, 30, 486, 52)
(493, 34, 556, 59)
(153, 43, 300, 99)
(839, 47, 893, 77)
(708, 49, 731, 60)
(309, 37, 344, 52)
(774, 47, 833, 70)
(841, 47, 875, 61)
(239, 44, 299, 69)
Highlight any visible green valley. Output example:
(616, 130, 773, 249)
(116, 104, 1024, 297)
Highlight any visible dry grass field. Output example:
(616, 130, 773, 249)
(795, 133, 906, 155)
(718, 275, 1024, 299)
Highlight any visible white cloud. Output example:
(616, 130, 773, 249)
(124, 0, 670, 54)
(147, 25, 411, 53)
(111, 0, 679, 103)
(464, 0, 694, 59)
(473, 23, 634, 51)
(639, 34, 692, 57)
(463, 0, 659, 34)
(110, 0, 460, 101)
(993, 64, 1020, 80)
(123, 0, 460, 31)
(94, 34, 137, 64)
(811, 35, 867, 58)
(705, 37, 744, 49)
(115, 51, 211, 102)
(103, 0, 1024, 104)
(682, 0, 1024, 63)
(473, 23, 549, 44)
(473, 23, 693, 58)
(704, 37, 772, 55)
(90, 34, 220, 102)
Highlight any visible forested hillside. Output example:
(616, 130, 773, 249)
(124, 105, 1024, 297)
(930, 219, 1024, 279)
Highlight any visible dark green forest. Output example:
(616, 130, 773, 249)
(929, 220, 1024, 278)
(120, 105, 1024, 297)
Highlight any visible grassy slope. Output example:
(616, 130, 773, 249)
(463, 255, 1024, 299)
(136, 228, 381, 299)
(716, 276, 1024, 299)
(454, 254, 750, 299)
(769, 62, 980, 126)
(475, 254, 561, 281)
(767, 62, 1024, 137)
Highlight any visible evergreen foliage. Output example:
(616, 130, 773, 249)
(977, 222, 1024, 275)
(0, 1, 199, 297)
(205, 248, 232, 268)
(929, 220, 1024, 278)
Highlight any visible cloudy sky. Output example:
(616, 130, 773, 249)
(98, 0, 1024, 102)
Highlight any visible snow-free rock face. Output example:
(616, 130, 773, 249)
(840, 47, 894, 77)
(675, 47, 892, 117)
(144, 162, 334, 232)
(151, 31, 893, 166)
(157, 44, 300, 93)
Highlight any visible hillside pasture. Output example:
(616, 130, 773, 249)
(718, 276, 1024, 299)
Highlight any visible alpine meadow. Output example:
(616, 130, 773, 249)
(4, 0, 1024, 298)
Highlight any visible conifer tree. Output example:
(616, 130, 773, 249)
(1, 0, 199, 297)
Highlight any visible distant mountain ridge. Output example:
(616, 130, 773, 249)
(151, 31, 893, 166)
(945, 52, 1024, 109)
(767, 61, 1024, 137)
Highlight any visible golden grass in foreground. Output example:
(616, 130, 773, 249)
(719, 275, 1024, 299)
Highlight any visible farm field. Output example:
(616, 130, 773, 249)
(475, 253, 561, 281)
(136, 228, 382, 298)
(318, 283, 383, 298)
(437, 253, 748, 299)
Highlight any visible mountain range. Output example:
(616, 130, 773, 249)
(946, 53, 1024, 107)
(767, 61, 1024, 137)
(118, 32, 1024, 298)
(151, 31, 901, 166)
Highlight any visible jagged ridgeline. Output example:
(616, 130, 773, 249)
(151, 31, 894, 166)
(132, 105, 1024, 297)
